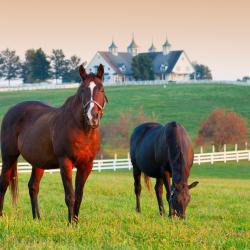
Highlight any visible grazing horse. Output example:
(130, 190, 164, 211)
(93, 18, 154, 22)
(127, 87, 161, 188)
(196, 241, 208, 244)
(0, 64, 108, 223)
(130, 121, 198, 219)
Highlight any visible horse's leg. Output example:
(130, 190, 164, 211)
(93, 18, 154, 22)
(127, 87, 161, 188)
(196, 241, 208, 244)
(73, 165, 92, 224)
(0, 157, 18, 216)
(28, 167, 44, 219)
(133, 165, 142, 213)
(162, 170, 175, 217)
(155, 178, 165, 216)
(59, 158, 74, 223)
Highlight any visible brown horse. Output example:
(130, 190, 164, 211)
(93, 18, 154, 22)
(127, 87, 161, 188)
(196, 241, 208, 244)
(0, 64, 108, 223)
(130, 121, 198, 219)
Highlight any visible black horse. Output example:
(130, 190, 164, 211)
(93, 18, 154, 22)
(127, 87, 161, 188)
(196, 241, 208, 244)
(130, 121, 198, 219)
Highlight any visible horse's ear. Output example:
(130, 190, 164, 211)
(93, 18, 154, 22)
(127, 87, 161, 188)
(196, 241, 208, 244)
(188, 181, 199, 189)
(96, 64, 104, 80)
(79, 64, 87, 81)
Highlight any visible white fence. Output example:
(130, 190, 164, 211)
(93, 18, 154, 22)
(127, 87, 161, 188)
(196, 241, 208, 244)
(0, 80, 250, 92)
(0, 150, 249, 174)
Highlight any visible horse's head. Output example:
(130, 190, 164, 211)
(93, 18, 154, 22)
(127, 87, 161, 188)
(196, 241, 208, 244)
(170, 181, 199, 219)
(79, 64, 108, 128)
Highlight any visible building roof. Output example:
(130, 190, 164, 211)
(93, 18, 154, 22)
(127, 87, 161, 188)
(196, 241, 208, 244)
(98, 51, 133, 75)
(127, 38, 139, 49)
(98, 50, 183, 75)
(148, 42, 157, 52)
(139, 50, 183, 74)
(162, 36, 171, 47)
(109, 40, 118, 50)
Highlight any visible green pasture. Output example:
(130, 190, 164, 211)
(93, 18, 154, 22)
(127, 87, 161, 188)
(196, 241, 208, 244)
(0, 162, 249, 249)
(0, 84, 250, 142)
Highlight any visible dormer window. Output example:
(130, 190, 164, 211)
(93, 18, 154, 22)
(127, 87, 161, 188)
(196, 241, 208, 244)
(119, 64, 126, 72)
(160, 64, 168, 72)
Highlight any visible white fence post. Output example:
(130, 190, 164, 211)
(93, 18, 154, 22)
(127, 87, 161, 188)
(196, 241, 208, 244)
(211, 145, 215, 164)
(98, 160, 101, 172)
(128, 153, 131, 170)
(198, 154, 201, 165)
(113, 153, 117, 171)
(245, 142, 248, 150)
(224, 144, 227, 163)
(248, 151, 250, 161)
(200, 146, 203, 154)
(235, 144, 239, 162)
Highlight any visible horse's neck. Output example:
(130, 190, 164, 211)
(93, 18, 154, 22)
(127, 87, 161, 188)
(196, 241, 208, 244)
(59, 93, 86, 129)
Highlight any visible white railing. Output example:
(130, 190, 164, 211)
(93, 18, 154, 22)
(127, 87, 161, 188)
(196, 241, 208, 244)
(193, 150, 250, 165)
(0, 150, 249, 173)
(1, 80, 250, 92)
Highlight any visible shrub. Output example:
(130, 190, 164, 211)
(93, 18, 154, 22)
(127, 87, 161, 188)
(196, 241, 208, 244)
(196, 108, 248, 151)
(100, 107, 158, 157)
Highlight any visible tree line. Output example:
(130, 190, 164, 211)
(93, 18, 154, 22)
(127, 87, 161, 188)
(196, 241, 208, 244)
(0, 48, 82, 84)
(0, 48, 214, 84)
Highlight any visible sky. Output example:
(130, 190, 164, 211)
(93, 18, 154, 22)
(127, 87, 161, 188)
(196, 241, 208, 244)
(0, 0, 249, 80)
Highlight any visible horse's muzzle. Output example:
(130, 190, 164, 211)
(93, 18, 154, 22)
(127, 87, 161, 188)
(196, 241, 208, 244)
(88, 118, 100, 129)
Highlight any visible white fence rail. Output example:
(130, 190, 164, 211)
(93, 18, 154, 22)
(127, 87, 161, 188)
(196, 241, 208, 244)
(0, 80, 250, 92)
(0, 150, 249, 174)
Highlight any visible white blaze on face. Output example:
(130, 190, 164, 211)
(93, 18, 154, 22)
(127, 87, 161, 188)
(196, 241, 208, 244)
(87, 81, 96, 121)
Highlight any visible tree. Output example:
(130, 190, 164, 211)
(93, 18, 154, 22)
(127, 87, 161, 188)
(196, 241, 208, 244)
(196, 109, 248, 151)
(0, 49, 21, 85)
(0, 54, 3, 78)
(50, 49, 68, 83)
(191, 63, 212, 80)
(242, 76, 250, 82)
(62, 55, 81, 83)
(22, 48, 50, 83)
(132, 54, 154, 80)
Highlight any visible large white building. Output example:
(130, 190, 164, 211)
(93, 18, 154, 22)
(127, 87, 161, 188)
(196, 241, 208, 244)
(87, 36, 195, 83)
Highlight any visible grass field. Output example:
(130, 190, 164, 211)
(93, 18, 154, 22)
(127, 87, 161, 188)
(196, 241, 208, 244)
(0, 163, 249, 249)
(0, 84, 250, 143)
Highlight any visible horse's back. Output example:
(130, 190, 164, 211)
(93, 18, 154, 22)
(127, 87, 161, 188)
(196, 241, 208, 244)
(130, 122, 160, 158)
(1, 101, 55, 161)
(130, 122, 163, 177)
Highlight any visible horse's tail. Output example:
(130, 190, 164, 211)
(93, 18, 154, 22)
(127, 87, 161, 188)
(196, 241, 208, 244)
(143, 174, 152, 192)
(9, 163, 18, 206)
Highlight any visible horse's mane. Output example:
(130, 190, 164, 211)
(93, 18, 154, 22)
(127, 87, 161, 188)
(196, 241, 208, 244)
(164, 122, 185, 184)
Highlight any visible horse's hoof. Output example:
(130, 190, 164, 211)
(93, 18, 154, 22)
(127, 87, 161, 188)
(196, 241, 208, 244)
(135, 208, 141, 213)
(160, 212, 165, 217)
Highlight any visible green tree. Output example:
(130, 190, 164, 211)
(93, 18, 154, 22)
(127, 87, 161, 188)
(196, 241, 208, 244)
(191, 63, 212, 80)
(22, 48, 50, 83)
(50, 49, 68, 83)
(0, 48, 21, 85)
(0, 54, 3, 78)
(242, 76, 250, 82)
(132, 54, 154, 80)
(62, 55, 81, 83)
